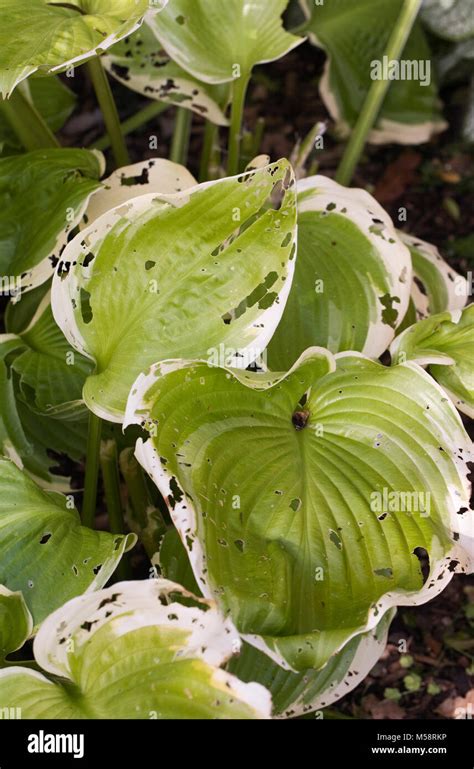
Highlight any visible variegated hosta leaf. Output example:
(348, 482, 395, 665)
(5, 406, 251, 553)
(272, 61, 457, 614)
(52, 160, 297, 422)
(390, 304, 474, 418)
(0, 458, 136, 626)
(400, 232, 468, 320)
(229, 609, 395, 718)
(85, 157, 197, 225)
(0, 586, 32, 662)
(0, 148, 104, 295)
(0, 76, 76, 154)
(0, 580, 271, 719)
(3, 291, 93, 418)
(0, 0, 168, 97)
(421, 0, 474, 42)
(103, 20, 230, 126)
(299, 0, 447, 144)
(267, 176, 411, 369)
(150, 0, 304, 83)
(126, 349, 472, 672)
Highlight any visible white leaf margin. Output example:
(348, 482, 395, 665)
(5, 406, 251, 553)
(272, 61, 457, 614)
(2, 2, 169, 97)
(52, 162, 298, 422)
(29, 578, 271, 718)
(399, 232, 468, 319)
(125, 347, 473, 672)
(297, 175, 412, 358)
(298, 1, 448, 145)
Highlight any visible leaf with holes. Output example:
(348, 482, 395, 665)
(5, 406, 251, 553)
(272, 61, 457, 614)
(0, 149, 104, 296)
(0, 458, 136, 626)
(299, 0, 447, 144)
(229, 608, 395, 717)
(104, 20, 230, 125)
(0, 0, 168, 97)
(52, 160, 297, 422)
(267, 176, 411, 370)
(0, 579, 271, 718)
(126, 348, 472, 672)
(84, 157, 197, 225)
(400, 233, 468, 321)
(391, 304, 474, 418)
(150, 0, 304, 83)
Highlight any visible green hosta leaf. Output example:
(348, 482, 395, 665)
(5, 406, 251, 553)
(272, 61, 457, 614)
(391, 304, 474, 418)
(150, 0, 304, 83)
(4, 291, 93, 418)
(229, 609, 395, 717)
(85, 157, 197, 225)
(126, 349, 472, 672)
(0, 148, 104, 295)
(421, 0, 474, 42)
(267, 176, 411, 369)
(300, 0, 447, 144)
(0, 586, 32, 662)
(400, 233, 468, 320)
(0, 0, 168, 97)
(0, 580, 271, 718)
(0, 458, 136, 626)
(104, 20, 230, 125)
(0, 77, 76, 154)
(52, 160, 297, 422)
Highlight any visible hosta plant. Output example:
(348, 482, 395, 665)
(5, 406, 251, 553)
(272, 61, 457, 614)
(0, 0, 472, 722)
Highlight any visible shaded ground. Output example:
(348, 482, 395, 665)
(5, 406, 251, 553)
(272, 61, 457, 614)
(46, 37, 474, 719)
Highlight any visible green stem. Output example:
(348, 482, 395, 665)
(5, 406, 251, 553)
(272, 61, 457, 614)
(169, 107, 192, 165)
(335, 0, 422, 186)
(199, 121, 218, 182)
(82, 412, 102, 528)
(100, 440, 125, 535)
(251, 117, 265, 159)
(227, 73, 250, 176)
(101, 440, 130, 579)
(0, 87, 60, 150)
(91, 100, 170, 152)
(87, 56, 129, 168)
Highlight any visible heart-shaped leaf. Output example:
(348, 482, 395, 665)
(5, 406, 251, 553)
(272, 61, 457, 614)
(391, 304, 474, 418)
(267, 176, 411, 370)
(0, 0, 168, 97)
(300, 0, 447, 144)
(0, 586, 32, 663)
(229, 608, 395, 717)
(126, 349, 472, 671)
(400, 232, 468, 320)
(0, 148, 104, 295)
(52, 160, 297, 422)
(0, 580, 271, 719)
(150, 0, 304, 83)
(103, 20, 230, 125)
(0, 458, 136, 626)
